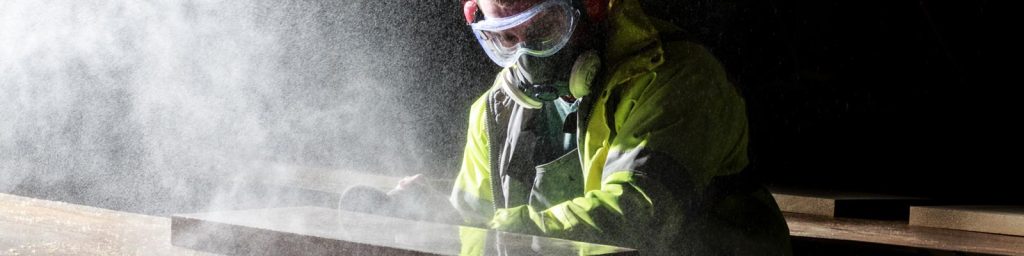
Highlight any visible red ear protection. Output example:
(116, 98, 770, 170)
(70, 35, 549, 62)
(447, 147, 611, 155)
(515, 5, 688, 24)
(462, 0, 606, 24)
(463, 0, 478, 24)
(582, 0, 607, 23)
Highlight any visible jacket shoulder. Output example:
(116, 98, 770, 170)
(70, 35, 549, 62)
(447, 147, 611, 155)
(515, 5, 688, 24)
(656, 40, 730, 86)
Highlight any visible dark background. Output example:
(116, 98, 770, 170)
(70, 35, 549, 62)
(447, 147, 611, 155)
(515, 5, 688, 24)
(409, 0, 1016, 203)
(638, 0, 1014, 203)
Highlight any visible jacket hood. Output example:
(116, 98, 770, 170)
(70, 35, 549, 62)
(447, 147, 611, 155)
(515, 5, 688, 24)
(601, 0, 666, 86)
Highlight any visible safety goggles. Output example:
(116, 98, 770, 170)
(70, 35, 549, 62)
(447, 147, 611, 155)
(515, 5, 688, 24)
(469, 0, 580, 67)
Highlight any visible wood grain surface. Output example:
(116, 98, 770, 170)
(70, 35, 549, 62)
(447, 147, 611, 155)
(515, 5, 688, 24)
(786, 212, 1024, 255)
(0, 193, 212, 256)
(910, 206, 1024, 237)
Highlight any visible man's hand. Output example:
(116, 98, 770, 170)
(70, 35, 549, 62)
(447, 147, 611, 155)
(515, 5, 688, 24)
(387, 174, 425, 196)
(385, 173, 461, 224)
(337, 174, 428, 216)
(489, 205, 545, 235)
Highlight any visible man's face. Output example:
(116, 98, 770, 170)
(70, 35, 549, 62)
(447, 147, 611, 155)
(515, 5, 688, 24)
(477, 0, 583, 95)
(477, 0, 546, 50)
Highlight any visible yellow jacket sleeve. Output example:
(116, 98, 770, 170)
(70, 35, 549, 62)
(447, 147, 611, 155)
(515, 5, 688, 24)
(449, 94, 496, 227)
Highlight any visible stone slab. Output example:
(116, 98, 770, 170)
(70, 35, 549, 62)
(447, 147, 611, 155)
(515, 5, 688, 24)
(171, 207, 637, 255)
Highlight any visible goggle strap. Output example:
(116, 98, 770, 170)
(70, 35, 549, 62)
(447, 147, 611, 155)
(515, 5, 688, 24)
(470, 0, 567, 31)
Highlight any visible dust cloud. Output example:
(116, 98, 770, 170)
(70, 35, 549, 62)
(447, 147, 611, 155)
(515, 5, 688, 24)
(1, 0, 492, 215)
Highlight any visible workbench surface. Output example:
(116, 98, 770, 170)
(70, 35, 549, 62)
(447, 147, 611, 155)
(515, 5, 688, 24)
(0, 193, 211, 256)
(5, 192, 1024, 255)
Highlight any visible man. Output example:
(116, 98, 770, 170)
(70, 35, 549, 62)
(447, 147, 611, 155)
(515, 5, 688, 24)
(447, 0, 792, 254)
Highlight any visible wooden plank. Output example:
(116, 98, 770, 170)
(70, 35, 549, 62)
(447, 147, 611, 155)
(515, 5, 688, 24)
(770, 187, 926, 219)
(0, 193, 212, 256)
(772, 192, 836, 217)
(910, 206, 1024, 237)
(172, 207, 637, 256)
(785, 212, 1024, 255)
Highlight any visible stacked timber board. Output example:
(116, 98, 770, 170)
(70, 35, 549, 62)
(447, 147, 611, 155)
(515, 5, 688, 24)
(768, 187, 926, 219)
(770, 187, 1024, 255)
(910, 206, 1024, 237)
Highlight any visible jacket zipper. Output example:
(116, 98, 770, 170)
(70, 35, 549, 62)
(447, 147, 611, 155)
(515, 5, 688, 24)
(576, 97, 591, 175)
(485, 101, 501, 213)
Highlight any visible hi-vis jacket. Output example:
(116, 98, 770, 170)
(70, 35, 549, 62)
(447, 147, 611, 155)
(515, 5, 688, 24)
(450, 0, 791, 254)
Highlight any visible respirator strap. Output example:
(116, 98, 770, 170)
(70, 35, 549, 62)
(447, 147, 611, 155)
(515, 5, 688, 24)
(498, 51, 601, 109)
